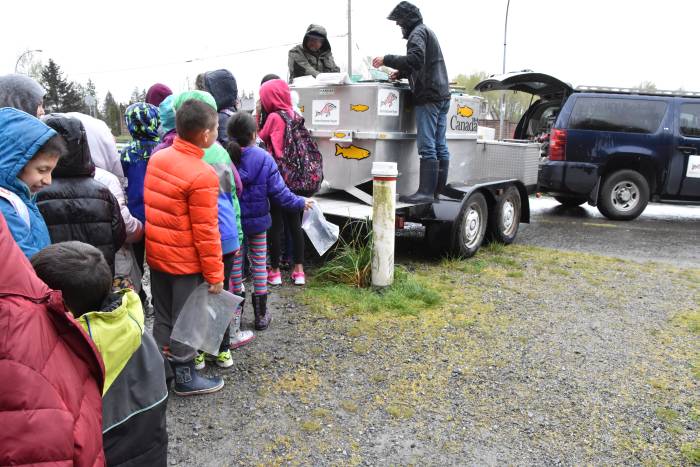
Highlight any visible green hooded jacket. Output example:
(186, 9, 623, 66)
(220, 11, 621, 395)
(288, 24, 340, 81)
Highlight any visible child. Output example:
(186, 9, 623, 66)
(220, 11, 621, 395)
(0, 73, 46, 117)
(144, 98, 225, 396)
(227, 111, 311, 330)
(0, 215, 105, 467)
(31, 241, 168, 466)
(195, 69, 238, 146)
(258, 79, 308, 285)
(173, 90, 254, 369)
(121, 102, 160, 280)
(0, 107, 66, 258)
(37, 114, 126, 274)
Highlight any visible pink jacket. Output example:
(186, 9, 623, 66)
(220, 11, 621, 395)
(258, 79, 294, 159)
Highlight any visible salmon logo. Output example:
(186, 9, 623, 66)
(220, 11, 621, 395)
(456, 105, 474, 118)
(334, 132, 347, 139)
(315, 102, 337, 117)
(335, 143, 370, 160)
(381, 92, 398, 108)
(350, 104, 369, 112)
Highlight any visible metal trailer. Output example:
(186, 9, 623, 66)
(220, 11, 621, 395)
(292, 81, 541, 257)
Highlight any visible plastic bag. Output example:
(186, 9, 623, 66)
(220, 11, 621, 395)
(302, 203, 340, 256)
(171, 283, 242, 355)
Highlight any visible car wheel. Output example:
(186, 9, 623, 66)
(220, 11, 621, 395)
(452, 191, 488, 258)
(488, 186, 521, 244)
(598, 169, 649, 220)
(554, 195, 587, 207)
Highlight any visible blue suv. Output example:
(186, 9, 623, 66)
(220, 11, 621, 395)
(476, 72, 700, 220)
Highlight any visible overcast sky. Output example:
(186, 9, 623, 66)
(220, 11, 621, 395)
(2, 0, 698, 103)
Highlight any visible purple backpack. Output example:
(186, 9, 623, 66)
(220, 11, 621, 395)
(276, 111, 323, 196)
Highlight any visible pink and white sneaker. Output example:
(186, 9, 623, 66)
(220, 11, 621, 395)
(267, 270, 282, 285)
(291, 271, 306, 286)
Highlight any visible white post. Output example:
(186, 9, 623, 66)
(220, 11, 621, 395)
(371, 162, 397, 287)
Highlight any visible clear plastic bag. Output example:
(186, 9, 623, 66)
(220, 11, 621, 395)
(171, 283, 242, 355)
(302, 203, 340, 256)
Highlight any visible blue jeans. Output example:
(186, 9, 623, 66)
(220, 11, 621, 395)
(415, 99, 451, 161)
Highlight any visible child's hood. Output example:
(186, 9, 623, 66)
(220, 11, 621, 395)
(68, 112, 121, 177)
(77, 289, 144, 394)
(0, 107, 57, 195)
(125, 102, 160, 141)
(204, 69, 238, 112)
(158, 95, 176, 134)
(0, 74, 46, 116)
(174, 90, 217, 112)
(260, 79, 293, 114)
(42, 113, 95, 178)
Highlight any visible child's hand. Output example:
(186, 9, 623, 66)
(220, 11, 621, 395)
(304, 198, 314, 210)
(208, 282, 224, 294)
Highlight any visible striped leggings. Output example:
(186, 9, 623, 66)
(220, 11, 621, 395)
(231, 231, 268, 295)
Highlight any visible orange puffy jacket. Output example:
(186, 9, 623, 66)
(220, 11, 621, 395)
(144, 137, 223, 284)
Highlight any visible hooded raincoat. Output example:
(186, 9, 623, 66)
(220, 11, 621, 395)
(0, 74, 45, 116)
(37, 114, 126, 272)
(121, 103, 160, 223)
(288, 24, 340, 81)
(258, 79, 295, 159)
(0, 213, 105, 467)
(0, 107, 55, 258)
(382, 1, 450, 105)
(202, 69, 238, 146)
(70, 111, 125, 182)
(77, 289, 169, 466)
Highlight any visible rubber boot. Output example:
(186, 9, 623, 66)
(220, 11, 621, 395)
(230, 292, 255, 349)
(399, 158, 438, 204)
(252, 293, 272, 331)
(172, 360, 224, 396)
(435, 159, 450, 199)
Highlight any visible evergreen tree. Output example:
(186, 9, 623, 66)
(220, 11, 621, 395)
(128, 87, 147, 105)
(103, 91, 122, 136)
(40, 59, 87, 113)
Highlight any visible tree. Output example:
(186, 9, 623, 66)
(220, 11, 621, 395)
(128, 87, 146, 105)
(453, 71, 535, 123)
(637, 81, 657, 92)
(40, 59, 87, 113)
(102, 91, 122, 136)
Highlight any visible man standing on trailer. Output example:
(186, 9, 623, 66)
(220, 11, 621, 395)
(373, 1, 451, 203)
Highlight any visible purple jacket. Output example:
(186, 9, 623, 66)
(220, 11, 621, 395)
(238, 145, 304, 235)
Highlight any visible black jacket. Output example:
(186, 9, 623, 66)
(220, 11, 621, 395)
(383, 2, 450, 105)
(37, 114, 125, 271)
(288, 24, 340, 81)
(204, 69, 238, 146)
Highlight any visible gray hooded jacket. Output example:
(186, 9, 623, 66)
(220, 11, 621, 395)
(0, 74, 45, 116)
(288, 24, 340, 81)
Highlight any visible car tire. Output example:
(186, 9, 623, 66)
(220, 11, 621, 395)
(488, 186, 521, 244)
(598, 169, 649, 220)
(452, 191, 488, 258)
(554, 195, 587, 207)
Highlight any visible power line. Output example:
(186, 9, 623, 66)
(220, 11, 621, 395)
(71, 35, 348, 77)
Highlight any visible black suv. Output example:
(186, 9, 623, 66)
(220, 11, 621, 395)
(476, 72, 700, 220)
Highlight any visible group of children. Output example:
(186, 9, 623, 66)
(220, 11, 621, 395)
(0, 70, 313, 466)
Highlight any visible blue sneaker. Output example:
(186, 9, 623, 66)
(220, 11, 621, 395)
(173, 361, 224, 396)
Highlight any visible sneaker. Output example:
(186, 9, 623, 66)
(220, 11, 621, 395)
(215, 350, 234, 368)
(230, 329, 256, 350)
(291, 271, 306, 286)
(267, 270, 282, 285)
(194, 352, 206, 370)
(173, 361, 224, 396)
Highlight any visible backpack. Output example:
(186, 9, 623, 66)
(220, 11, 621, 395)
(276, 111, 323, 196)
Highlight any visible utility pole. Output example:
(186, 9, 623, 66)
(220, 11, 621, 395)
(347, 0, 353, 77)
(15, 49, 42, 74)
(499, 0, 511, 140)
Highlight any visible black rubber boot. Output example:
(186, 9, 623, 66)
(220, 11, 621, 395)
(435, 159, 450, 199)
(399, 159, 438, 204)
(252, 293, 271, 331)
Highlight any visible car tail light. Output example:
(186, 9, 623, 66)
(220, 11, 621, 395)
(549, 128, 567, 161)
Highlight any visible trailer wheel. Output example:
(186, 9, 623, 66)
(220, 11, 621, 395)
(453, 191, 488, 258)
(488, 186, 521, 244)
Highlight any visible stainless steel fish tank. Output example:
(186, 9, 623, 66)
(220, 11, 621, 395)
(292, 81, 539, 204)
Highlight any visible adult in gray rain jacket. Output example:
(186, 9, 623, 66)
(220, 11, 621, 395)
(373, 1, 451, 204)
(288, 24, 340, 81)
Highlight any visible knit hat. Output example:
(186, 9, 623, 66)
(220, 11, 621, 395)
(145, 83, 172, 107)
(0, 74, 46, 116)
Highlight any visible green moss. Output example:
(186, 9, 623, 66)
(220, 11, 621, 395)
(681, 441, 700, 464)
(386, 403, 414, 419)
(655, 407, 680, 423)
(300, 419, 322, 432)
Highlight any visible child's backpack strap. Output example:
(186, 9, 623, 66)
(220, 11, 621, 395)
(0, 186, 30, 228)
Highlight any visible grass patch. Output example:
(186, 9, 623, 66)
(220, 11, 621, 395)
(340, 400, 358, 413)
(506, 270, 525, 278)
(681, 441, 700, 464)
(314, 221, 372, 288)
(386, 403, 414, 419)
(655, 407, 680, 423)
(672, 310, 700, 334)
(305, 267, 440, 317)
(300, 419, 322, 433)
